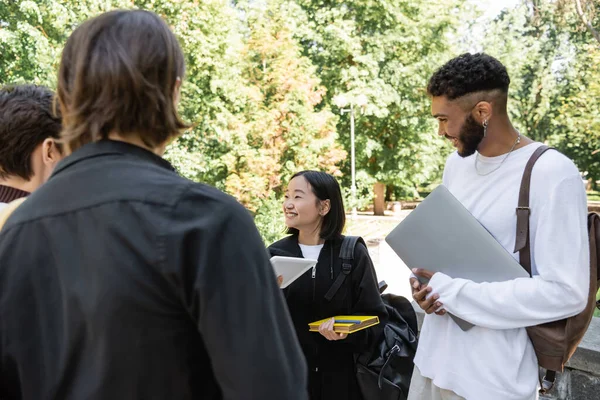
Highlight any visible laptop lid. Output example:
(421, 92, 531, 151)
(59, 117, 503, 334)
(385, 184, 528, 284)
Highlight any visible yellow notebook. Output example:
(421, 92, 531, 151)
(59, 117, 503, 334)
(308, 315, 380, 334)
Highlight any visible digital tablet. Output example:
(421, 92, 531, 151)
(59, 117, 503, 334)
(270, 256, 318, 289)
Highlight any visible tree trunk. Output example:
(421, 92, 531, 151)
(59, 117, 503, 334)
(385, 184, 394, 201)
(373, 182, 386, 216)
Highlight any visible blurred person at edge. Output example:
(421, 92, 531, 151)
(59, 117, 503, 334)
(0, 84, 63, 210)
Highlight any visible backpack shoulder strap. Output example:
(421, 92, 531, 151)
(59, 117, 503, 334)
(514, 145, 553, 275)
(340, 235, 360, 261)
(0, 197, 27, 232)
(513, 145, 559, 390)
(324, 236, 362, 301)
(589, 212, 600, 310)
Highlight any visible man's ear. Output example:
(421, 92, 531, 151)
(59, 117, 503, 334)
(42, 138, 60, 165)
(173, 76, 182, 106)
(319, 199, 331, 216)
(472, 101, 493, 125)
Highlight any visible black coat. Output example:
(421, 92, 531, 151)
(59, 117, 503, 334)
(0, 140, 307, 400)
(268, 235, 388, 400)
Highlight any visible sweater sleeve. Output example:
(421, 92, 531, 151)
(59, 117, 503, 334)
(427, 175, 589, 330)
(340, 242, 388, 352)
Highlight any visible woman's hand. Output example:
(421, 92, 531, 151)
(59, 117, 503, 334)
(318, 318, 348, 341)
(277, 275, 283, 287)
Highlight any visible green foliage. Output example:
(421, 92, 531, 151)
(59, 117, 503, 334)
(287, 0, 473, 201)
(253, 192, 287, 245)
(548, 41, 600, 186)
(0, 0, 132, 86)
(1, 0, 344, 242)
(480, 0, 600, 187)
(341, 170, 376, 212)
(152, 0, 248, 191)
(222, 0, 345, 212)
(2, 0, 599, 242)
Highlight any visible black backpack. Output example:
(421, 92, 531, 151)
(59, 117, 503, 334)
(328, 236, 419, 400)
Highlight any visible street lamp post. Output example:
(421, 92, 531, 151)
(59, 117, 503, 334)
(340, 104, 357, 219)
(334, 94, 367, 220)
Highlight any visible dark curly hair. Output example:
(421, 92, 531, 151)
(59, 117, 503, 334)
(0, 84, 62, 180)
(427, 53, 510, 100)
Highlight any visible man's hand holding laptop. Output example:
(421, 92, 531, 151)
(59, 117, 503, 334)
(411, 268, 446, 316)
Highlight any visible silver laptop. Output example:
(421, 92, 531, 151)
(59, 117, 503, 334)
(385, 184, 529, 330)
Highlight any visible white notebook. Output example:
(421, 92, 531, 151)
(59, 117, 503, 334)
(270, 256, 318, 289)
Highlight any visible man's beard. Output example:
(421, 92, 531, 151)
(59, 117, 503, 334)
(455, 115, 485, 157)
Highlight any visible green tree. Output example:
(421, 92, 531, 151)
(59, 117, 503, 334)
(0, 0, 346, 242)
(227, 1, 346, 243)
(0, 0, 133, 86)
(0, 0, 243, 191)
(227, 1, 344, 214)
(573, 0, 600, 45)
(480, 0, 600, 186)
(550, 1, 600, 186)
(287, 0, 474, 213)
(138, 0, 248, 190)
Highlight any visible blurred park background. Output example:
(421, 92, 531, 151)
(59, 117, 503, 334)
(1, 0, 599, 248)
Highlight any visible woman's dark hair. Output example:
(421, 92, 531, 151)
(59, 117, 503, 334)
(287, 170, 346, 240)
(57, 10, 189, 152)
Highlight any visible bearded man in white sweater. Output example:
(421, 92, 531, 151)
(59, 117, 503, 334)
(408, 53, 589, 400)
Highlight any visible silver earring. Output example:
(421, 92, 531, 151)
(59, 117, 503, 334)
(483, 119, 488, 137)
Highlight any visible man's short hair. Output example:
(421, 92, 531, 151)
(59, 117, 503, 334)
(427, 53, 510, 100)
(0, 84, 62, 180)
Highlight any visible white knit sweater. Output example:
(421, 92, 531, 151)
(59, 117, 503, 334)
(414, 143, 589, 400)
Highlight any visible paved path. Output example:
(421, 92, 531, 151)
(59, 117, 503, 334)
(367, 239, 413, 299)
(345, 211, 413, 299)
